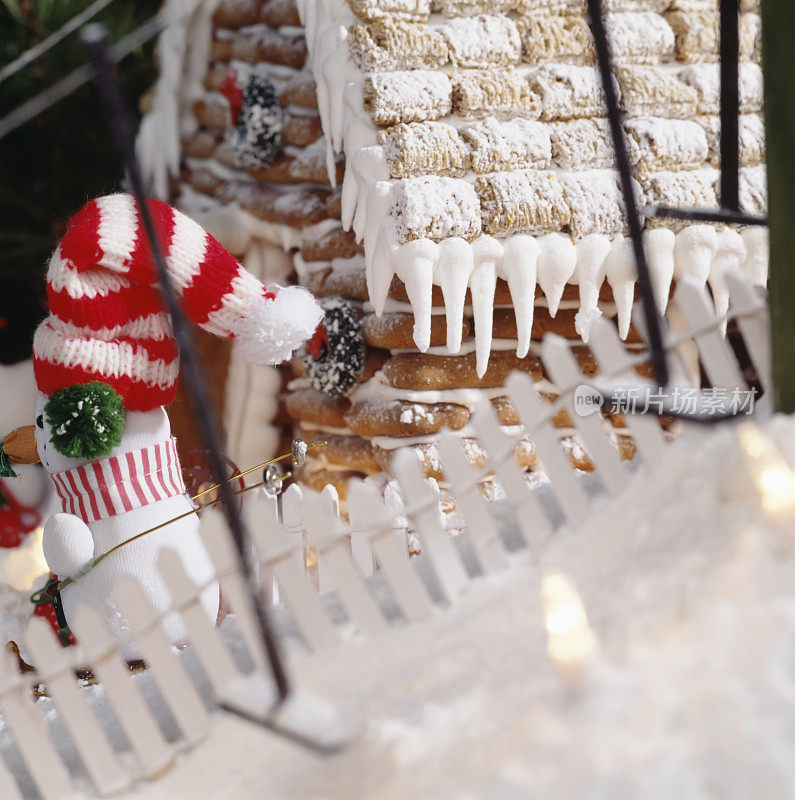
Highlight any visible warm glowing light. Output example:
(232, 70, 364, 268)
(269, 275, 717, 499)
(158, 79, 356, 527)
(541, 571, 596, 686)
(0, 526, 49, 592)
(738, 423, 795, 517)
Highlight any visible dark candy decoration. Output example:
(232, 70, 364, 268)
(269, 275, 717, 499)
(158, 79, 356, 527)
(228, 73, 284, 169)
(303, 297, 366, 396)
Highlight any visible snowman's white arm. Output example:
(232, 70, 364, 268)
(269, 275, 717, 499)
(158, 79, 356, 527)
(42, 512, 95, 579)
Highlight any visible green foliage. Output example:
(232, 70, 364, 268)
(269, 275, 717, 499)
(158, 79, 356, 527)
(0, 0, 162, 298)
(45, 381, 126, 459)
(0, 445, 18, 478)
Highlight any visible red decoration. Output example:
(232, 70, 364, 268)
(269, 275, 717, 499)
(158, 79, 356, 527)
(218, 68, 244, 125)
(306, 322, 330, 359)
(0, 483, 40, 548)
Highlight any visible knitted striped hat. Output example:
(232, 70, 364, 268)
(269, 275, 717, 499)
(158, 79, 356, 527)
(33, 194, 323, 411)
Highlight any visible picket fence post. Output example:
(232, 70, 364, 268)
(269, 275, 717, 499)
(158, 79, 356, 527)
(587, 318, 668, 468)
(437, 432, 509, 573)
(114, 578, 210, 749)
(347, 480, 434, 622)
(245, 488, 339, 650)
(542, 335, 630, 495)
(200, 508, 267, 676)
(69, 605, 175, 779)
(317, 485, 341, 593)
(301, 490, 387, 634)
(158, 548, 239, 695)
(672, 280, 746, 390)
(0, 649, 76, 800)
(725, 268, 772, 416)
(469, 402, 552, 552)
(24, 617, 131, 796)
(506, 372, 590, 527)
(391, 448, 469, 604)
(281, 483, 309, 575)
(0, 751, 23, 800)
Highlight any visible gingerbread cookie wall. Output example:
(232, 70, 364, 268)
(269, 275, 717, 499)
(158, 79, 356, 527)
(139, 0, 768, 502)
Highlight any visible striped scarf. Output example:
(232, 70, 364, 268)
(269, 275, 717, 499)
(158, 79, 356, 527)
(50, 438, 185, 524)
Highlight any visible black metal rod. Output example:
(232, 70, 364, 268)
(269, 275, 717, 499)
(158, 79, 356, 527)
(720, 0, 741, 211)
(646, 205, 767, 226)
(586, 0, 669, 388)
(81, 25, 291, 701)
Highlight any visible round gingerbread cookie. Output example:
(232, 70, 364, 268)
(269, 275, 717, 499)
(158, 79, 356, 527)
(306, 265, 369, 302)
(362, 312, 469, 350)
(261, 0, 301, 28)
(213, 0, 261, 28)
(345, 398, 470, 438)
(285, 387, 351, 428)
(381, 350, 544, 391)
(299, 429, 382, 475)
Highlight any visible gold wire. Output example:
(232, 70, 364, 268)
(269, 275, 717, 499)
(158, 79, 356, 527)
(190, 441, 326, 501)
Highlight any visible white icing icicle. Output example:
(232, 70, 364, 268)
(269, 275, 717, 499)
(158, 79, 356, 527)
(674, 225, 718, 286)
(318, 38, 348, 188)
(350, 146, 389, 236)
(500, 235, 540, 359)
(435, 237, 473, 354)
(393, 243, 436, 352)
(710, 229, 746, 331)
(313, 26, 336, 137)
(643, 228, 676, 315)
(341, 124, 362, 231)
(603, 237, 636, 340)
(536, 233, 576, 317)
(740, 227, 769, 287)
(306, 0, 346, 65)
(344, 101, 378, 233)
(316, 24, 356, 173)
(572, 234, 611, 343)
(315, 24, 350, 185)
(302, 0, 318, 52)
(470, 236, 502, 378)
(363, 182, 395, 300)
(370, 223, 401, 316)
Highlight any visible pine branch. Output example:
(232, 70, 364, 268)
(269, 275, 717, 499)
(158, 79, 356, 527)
(0, 0, 161, 290)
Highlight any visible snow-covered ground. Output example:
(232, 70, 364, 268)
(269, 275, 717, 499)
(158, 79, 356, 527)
(1, 420, 794, 799)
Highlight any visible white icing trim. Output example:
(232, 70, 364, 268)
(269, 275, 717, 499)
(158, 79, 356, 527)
(137, 0, 219, 199)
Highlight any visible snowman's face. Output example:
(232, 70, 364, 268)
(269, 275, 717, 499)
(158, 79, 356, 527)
(34, 391, 84, 473)
(34, 392, 172, 474)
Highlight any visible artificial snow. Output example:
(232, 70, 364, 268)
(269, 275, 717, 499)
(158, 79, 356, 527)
(1, 420, 794, 798)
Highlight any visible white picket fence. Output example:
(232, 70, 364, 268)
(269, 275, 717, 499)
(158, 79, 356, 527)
(0, 270, 770, 799)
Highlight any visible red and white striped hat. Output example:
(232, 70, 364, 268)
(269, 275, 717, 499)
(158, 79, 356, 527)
(33, 194, 323, 411)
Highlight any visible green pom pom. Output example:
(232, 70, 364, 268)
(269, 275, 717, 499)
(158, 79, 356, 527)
(45, 382, 126, 460)
(0, 446, 17, 479)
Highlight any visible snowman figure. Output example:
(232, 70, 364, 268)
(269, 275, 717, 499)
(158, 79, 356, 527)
(1, 194, 323, 654)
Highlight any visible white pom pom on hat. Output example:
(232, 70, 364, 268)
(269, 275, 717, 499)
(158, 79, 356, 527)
(234, 285, 325, 367)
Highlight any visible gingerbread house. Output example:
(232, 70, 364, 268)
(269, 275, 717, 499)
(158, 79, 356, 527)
(138, 0, 768, 502)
